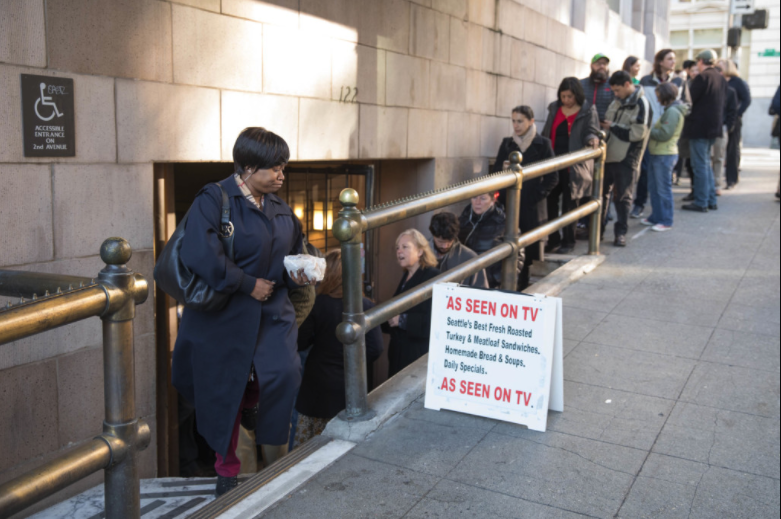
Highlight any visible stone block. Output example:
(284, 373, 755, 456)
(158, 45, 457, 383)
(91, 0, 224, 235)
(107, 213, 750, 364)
(362, 0, 411, 54)
(496, 77, 524, 119)
(496, 0, 525, 41)
(0, 360, 59, 473)
(46, 0, 172, 81)
(449, 18, 469, 67)
(447, 112, 481, 158)
(546, 18, 567, 55)
(172, 5, 263, 92)
(429, 62, 467, 112)
(410, 4, 450, 62)
(0, 65, 116, 164)
(116, 80, 220, 162)
(494, 34, 512, 78)
(523, 81, 548, 123)
(300, 0, 360, 43)
(263, 24, 332, 99)
(386, 53, 430, 109)
(128, 250, 156, 338)
(411, 0, 432, 7)
(511, 39, 536, 81)
(172, 0, 220, 10)
(481, 28, 498, 73)
(466, 70, 496, 116)
(57, 347, 104, 447)
(407, 109, 448, 158)
(299, 99, 358, 160)
(53, 164, 154, 259)
(332, 42, 386, 106)
(467, 0, 495, 28)
(433, 0, 467, 18)
(221, 91, 299, 161)
(359, 105, 408, 159)
(222, 0, 300, 28)
(481, 115, 511, 157)
(0, 0, 46, 67)
(466, 23, 483, 70)
(535, 47, 558, 88)
(0, 165, 52, 267)
(524, 8, 547, 48)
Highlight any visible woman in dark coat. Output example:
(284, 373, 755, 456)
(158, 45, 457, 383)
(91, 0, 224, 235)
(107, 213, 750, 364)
(494, 105, 558, 290)
(719, 59, 752, 189)
(541, 77, 601, 254)
(171, 128, 312, 496)
(294, 250, 383, 446)
(458, 192, 509, 289)
(383, 229, 441, 377)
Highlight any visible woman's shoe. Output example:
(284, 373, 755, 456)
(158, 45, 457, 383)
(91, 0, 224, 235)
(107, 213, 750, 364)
(651, 224, 672, 232)
(640, 218, 654, 226)
(215, 475, 239, 497)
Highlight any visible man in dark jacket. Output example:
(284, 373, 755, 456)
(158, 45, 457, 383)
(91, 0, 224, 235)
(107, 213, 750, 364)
(581, 53, 616, 122)
(429, 212, 489, 288)
(722, 61, 752, 188)
(601, 71, 653, 247)
(681, 49, 727, 213)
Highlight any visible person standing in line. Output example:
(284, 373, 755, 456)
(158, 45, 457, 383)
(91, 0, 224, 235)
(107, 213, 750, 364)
(719, 60, 752, 189)
(383, 230, 440, 377)
(458, 192, 511, 287)
(642, 83, 688, 232)
(632, 49, 691, 219)
(770, 85, 780, 198)
(712, 64, 739, 197)
(600, 71, 653, 247)
(428, 212, 489, 288)
(674, 60, 700, 186)
(542, 78, 600, 254)
(681, 50, 727, 213)
(581, 54, 616, 123)
(494, 106, 559, 290)
(623, 56, 642, 85)
(293, 250, 383, 447)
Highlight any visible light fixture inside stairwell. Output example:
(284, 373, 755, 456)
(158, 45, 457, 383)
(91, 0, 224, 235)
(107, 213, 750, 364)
(313, 201, 324, 231)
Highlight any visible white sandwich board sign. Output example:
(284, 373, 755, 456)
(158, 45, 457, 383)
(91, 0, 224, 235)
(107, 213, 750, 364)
(424, 283, 563, 432)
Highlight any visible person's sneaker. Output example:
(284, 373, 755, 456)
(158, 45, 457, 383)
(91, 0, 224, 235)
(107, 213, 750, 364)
(630, 206, 644, 219)
(614, 235, 627, 247)
(216, 475, 239, 497)
(709, 204, 718, 211)
(683, 193, 695, 202)
(241, 405, 258, 431)
(681, 203, 708, 213)
(715, 189, 722, 196)
(651, 224, 672, 232)
(640, 218, 654, 226)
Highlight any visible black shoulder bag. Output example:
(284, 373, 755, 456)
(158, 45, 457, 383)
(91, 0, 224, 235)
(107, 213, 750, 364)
(153, 183, 236, 312)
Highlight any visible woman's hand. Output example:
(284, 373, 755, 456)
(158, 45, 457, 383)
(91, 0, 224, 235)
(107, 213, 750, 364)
(251, 279, 275, 302)
(388, 316, 400, 328)
(289, 269, 314, 287)
(588, 137, 600, 149)
(599, 120, 612, 132)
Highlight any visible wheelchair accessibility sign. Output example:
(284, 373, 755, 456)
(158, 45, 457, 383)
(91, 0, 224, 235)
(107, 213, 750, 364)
(21, 74, 75, 157)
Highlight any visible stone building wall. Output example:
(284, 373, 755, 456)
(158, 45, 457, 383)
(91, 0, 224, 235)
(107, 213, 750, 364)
(0, 0, 650, 515)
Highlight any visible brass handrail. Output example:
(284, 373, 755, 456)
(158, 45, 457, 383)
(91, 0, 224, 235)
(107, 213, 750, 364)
(333, 134, 608, 421)
(0, 238, 150, 519)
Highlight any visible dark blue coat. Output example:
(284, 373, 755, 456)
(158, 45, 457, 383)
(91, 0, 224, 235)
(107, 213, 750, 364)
(172, 176, 304, 456)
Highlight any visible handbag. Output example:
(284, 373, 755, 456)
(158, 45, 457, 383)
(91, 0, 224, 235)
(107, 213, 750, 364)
(154, 183, 236, 312)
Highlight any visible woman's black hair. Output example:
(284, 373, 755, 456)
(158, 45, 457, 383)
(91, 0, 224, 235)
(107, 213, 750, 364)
(656, 82, 679, 105)
(609, 70, 633, 86)
(622, 56, 639, 73)
(683, 60, 696, 71)
(557, 77, 585, 107)
(512, 105, 534, 120)
(429, 212, 460, 241)
(232, 127, 290, 174)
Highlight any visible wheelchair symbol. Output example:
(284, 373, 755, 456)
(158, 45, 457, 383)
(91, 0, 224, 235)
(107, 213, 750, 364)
(34, 82, 64, 121)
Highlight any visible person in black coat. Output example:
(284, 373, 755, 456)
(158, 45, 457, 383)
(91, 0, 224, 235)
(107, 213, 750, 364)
(494, 105, 558, 290)
(294, 250, 383, 446)
(458, 193, 509, 288)
(171, 128, 314, 496)
(383, 229, 441, 378)
(719, 60, 752, 188)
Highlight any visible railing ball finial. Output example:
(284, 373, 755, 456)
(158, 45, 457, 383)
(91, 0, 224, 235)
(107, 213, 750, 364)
(339, 188, 360, 208)
(100, 237, 132, 266)
(509, 151, 523, 172)
(598, 130, 607, 142)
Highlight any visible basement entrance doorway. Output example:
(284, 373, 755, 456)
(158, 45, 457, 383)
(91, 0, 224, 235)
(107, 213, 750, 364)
(153, 162, 376, 477)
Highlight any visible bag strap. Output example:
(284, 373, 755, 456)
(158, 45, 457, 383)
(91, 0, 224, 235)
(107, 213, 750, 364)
(216, 182, 235, 261)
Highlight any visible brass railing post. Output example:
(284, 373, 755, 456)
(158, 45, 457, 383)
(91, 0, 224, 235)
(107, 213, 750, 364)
(97, 238, 150, 518)
(589, 132, 608, 255)
(333, 190, 374, 422)
(501, 151, 523, 291)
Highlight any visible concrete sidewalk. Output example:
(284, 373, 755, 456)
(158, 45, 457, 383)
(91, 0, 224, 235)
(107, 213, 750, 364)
(261, 150, 780, 519)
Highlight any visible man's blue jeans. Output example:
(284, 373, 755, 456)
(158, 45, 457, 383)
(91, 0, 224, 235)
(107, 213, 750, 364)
(689, 138, 717, 209)
(647, 154, 677, 227)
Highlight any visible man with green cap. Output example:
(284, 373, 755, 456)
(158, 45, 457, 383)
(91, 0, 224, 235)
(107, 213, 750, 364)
(681, 49, 727, 213)
(581, 53, 616, 122)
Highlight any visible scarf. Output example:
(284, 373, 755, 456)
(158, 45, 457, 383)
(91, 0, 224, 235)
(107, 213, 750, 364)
(234, 173, 264, 209)
(512, 123, 537, 154)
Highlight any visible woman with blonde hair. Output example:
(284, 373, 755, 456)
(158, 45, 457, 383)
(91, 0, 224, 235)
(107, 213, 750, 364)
(383, 229, 441, 377)
(293, 250, 383, 446)
(718, 59, 752, 189)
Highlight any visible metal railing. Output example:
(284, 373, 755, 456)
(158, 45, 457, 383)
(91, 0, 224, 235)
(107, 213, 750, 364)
(0, 238, 150, 519)
(333, 134, 607, 421)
